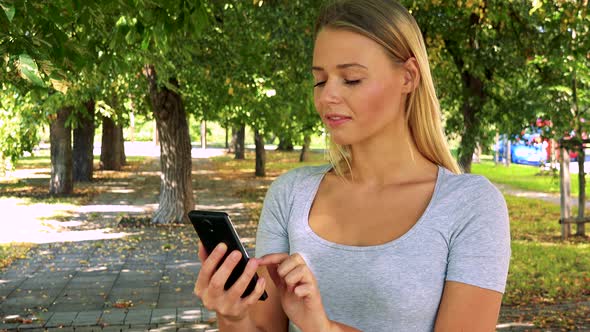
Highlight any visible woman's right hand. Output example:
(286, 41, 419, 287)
(193, 241, 267, 323)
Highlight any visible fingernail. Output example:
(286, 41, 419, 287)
(230, 251, 241, 260)
(216, 243, 227, 252)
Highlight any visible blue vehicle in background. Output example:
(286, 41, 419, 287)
(497, 132, 549, 166)
(496, 119, 590, 166)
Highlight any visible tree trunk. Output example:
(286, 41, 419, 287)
(573, 71, 585, 236)
(129, 110, 135, 142)
(446, 36, 486, 174)
(494, 132, 499, 165)
(145, 64, 194, 224)
(300, 134, 311, 162)
(101, 116, 124, 171)
(225, 123, 229, 149)
(234, 124, 245, 160)
(228, 125, 236, 153)
(50, 107, 73, 195)
(73, 100, 95, 182)
(577, 148, 585, 236)
(201, 120, 207, 149)
(254, 129, 266, 177)
(117, 124, 126, 166)
(551, 139, 557, 170)
(457, 72, 484, 173)
(154, 121, 159, 146)
(560, 146, 572, 239)
(277, 135, 294, 151)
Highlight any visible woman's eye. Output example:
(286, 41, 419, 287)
(345, 79, 361, 85)
(314, 81, 326, 87)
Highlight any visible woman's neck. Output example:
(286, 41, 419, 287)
(346, 127, 436, 187)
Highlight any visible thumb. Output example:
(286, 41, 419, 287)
(197, 241, 208, 262)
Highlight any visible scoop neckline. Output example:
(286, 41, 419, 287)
(302, 164, 445, 251)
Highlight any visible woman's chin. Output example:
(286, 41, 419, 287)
(329, 136, 354, 147)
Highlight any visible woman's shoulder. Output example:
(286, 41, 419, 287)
(436, 167, 509, 243)
(262, 164, 331, 216)
(439, 167, 503, 201)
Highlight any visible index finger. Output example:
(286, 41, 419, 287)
(258, 253, 290, 266)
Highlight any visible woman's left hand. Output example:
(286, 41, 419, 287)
(258, 253, 331, 332)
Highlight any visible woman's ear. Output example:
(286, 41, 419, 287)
(401, 57, 420, 93)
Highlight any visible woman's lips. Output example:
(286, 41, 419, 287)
(325, 115, 352, 127)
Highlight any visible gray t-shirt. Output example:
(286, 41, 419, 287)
(255, 164, 511, 332)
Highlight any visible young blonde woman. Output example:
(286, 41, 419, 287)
(194, 0, 511, 331)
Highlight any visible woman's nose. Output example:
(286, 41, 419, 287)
(317, 81, 341, 106)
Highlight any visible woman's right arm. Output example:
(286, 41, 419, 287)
(243, 265, 289, 332)
(194, 242, 289, 332)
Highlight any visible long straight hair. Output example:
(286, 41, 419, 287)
(315, 0, 461, 176)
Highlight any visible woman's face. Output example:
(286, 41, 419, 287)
(312, 28, 410, 146)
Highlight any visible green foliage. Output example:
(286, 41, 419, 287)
(524, 0, 590, 138)
(188, 0, 323, 142)
(1, 0, 587, 174)
(405, 0, 588, 168)
(407, 0, 541, 165)
(0, 84, 42, 172)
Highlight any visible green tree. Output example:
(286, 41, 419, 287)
(192, 0, 322, 175)
(107, 1, 210, 223)
(527, 0, 589, 236)
(409, 0, 538, 172)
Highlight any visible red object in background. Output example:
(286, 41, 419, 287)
(555, 137, 584, 161)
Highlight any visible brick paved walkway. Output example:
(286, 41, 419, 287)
(0, 157, 257, 331)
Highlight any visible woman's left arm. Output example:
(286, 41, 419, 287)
(436, 178, 511, 331)
(434, 281, 503, 332)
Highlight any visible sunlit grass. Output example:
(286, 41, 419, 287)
(504, 195, 587, 242)
(210, 150, 328, 174)
(15, 151, 146, 170)
(504, 240, 590, 306)
(503, 194, 590, 309)
(472, 160, 587, 196)
(15, 155, 51, 169)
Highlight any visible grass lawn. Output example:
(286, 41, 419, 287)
(210, 150, 328, 173)
(504, 196, 589, 306)
(471, 159, 588, 196)
(213, 151, 590, 329)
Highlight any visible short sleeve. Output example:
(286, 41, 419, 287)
(254, 171, 295, 258)
(446, 178, 511, 293)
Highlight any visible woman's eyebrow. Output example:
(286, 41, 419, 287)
(312, 63, 368, 71)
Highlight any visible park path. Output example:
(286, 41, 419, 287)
(494, 182, 590, 209)
(0, 151, 587, 331)
(0, 156, 255, 331)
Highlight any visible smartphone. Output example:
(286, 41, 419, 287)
(188, 210, 268, 301)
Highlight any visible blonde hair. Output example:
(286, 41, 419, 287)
(315, 0, 461, 176)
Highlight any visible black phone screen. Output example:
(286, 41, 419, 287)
(188, 210, 268, 301)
